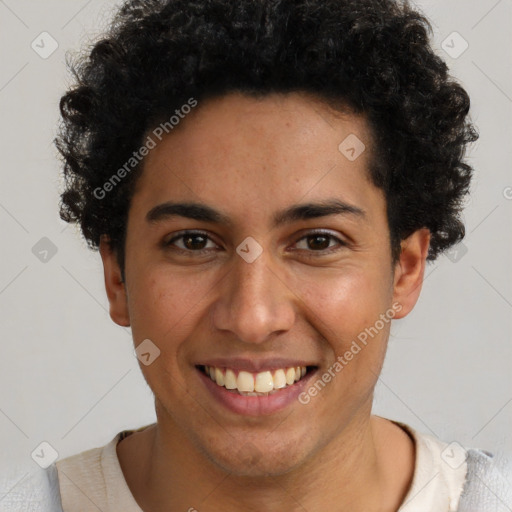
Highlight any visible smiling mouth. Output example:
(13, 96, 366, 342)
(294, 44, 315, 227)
(197, 364, 317, 396)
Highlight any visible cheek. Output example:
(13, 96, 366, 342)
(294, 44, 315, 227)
(293, 267, 392, 423)
(299, 266, 392, 366)
(126, 266, 210, 345)
(307, 265, 390, 324)
(125, 269, 213, 398)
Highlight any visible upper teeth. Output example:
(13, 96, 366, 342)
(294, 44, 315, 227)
(204, 365, 308, 394)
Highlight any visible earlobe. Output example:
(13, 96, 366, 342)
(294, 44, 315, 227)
(391, 228, 431, 319)
(99, 235, 131, 327)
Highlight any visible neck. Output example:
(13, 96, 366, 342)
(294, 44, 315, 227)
(125, 406, 410, 511)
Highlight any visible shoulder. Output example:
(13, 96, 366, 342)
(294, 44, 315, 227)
(0, 440, 114, 511)
(54, 439, 115, 511)
(388, 419, 511, 512)
(0, 463, 63, 512)
(457, 448, 512, 511)
(55, 442, 104, 483)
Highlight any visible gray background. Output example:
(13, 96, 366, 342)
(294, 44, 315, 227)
(0, 0, 511, 474)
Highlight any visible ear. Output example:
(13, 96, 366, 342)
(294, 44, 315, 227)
(99, 235, 130, 327)
(391, 228, 431, 319)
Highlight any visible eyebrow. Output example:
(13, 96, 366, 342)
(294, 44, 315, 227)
(146, 199, 366, 228)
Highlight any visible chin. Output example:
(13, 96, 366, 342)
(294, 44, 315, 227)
(203, 436, 310, 478)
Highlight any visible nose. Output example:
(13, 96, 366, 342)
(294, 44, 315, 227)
(211, 248, 296, 345)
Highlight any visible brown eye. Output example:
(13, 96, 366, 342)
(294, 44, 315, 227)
(306, 234, 331, 250)
(181, 233, 208, 250)
(164, 231, 218, 253)
(294, 231, 346, 255)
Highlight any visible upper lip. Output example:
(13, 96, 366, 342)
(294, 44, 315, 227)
(196, 358, 318, 373)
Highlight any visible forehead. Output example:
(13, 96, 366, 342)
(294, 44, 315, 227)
(130, 92, 383, 227)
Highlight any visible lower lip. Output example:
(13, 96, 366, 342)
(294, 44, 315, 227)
(196, 366, 318, 416)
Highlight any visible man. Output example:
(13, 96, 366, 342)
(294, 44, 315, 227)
(6, 0, 512, 510)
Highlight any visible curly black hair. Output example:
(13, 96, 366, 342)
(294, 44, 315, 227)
(57, 0, 478, 273)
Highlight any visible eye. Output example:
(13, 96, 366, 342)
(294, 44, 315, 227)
(163, 230, 219, 254)
(294, 231, 346, 255)
(163, 230, 346, 256)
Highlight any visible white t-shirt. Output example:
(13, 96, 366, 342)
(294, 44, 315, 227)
(55, 420, 468, 511)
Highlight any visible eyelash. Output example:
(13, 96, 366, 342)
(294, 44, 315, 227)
(163, 230, 347, 257)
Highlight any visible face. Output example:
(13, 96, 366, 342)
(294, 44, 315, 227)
(101, 92, 429, 477)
